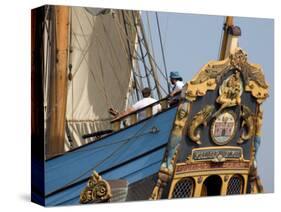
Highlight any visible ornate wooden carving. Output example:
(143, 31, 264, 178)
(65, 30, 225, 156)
(80, 171, 112, 204)
(238, 105, 256, 144)
(188, 105, 214, 145)
(185, 48, 269, 104)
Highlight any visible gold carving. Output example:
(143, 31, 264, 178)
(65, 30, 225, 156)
(229, 48, 247, 70)
(150, 166, 173, 200)
(186, 59, 230, 101)
(224, 175, 229, 182)
(230, 49, 269, 103)
(184, 48, 269, 103)
(256, 106, 263, 137)
(238, 105, 255, 144)
(80, 171, 112, 204)
(151, 102, 190, 200)
(248, 166, 264, 193)
(174, 102, 190, 129)
(188, 105, 214, 145)
(245, 81, 269, 104)
(214, 72, 242, 117)
(197, 176, 203, 184)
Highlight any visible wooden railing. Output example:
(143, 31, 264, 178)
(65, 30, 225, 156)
(110, 97, 170, 131)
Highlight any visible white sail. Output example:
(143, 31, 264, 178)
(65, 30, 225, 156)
(65, 7, 138, 150)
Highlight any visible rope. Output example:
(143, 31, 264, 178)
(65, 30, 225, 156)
(47, 120, 153, 196)
(155, 12, 171, 93)
(163, 14, 170, 50)
(122, 10, 141, 101)
(145, 12, 156, 61)
(114, 11, 169, 95)
(111, 12, 144, 100)
(131, 12, 153, 96)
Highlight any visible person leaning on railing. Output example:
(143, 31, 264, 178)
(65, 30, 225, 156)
(168, 71, 184, 106)
(119, 87, 162, 121)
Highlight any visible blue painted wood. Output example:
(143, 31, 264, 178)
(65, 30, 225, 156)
(45, 107, 177, 204)
(45, 148, 165, 206)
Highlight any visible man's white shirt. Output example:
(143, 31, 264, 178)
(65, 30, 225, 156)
(132, 97, 162, 121)
(173, 80, 184, 91)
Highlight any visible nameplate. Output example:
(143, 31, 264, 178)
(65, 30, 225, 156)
(191, 147, 243, 162)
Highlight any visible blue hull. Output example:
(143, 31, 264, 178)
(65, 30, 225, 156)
(43, 107, 177, 206)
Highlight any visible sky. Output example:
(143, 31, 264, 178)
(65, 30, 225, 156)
(141, 11, 274, 193)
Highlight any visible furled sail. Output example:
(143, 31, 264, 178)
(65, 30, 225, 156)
(65, 7, 138, 150)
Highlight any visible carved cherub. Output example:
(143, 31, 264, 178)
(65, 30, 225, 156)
(214, 72, 242, 117)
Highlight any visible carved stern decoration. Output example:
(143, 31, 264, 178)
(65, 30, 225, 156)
(80, 171, 112, 204)
(151, 48, 268, 200)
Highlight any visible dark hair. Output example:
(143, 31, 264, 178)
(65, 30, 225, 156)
(170, 77, 183, 82)
(141, 87, 151, 98)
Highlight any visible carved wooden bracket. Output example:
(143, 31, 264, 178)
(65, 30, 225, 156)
(80, 171, 112, 204)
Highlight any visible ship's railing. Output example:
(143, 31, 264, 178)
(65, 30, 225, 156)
(110, 96, 173, 131)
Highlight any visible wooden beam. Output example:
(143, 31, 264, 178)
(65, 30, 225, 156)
(219, 16, 233, 60)
(46, 6, 69, 158)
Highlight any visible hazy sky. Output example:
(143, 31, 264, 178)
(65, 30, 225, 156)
(141, 11, 274, 192)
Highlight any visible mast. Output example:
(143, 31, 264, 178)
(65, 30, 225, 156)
(219, 16, 233, 60)
(46, 6, 69, 158)
(219, 16, 241, 60)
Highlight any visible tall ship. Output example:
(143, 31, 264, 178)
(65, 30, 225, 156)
(31, 6, 269, 206)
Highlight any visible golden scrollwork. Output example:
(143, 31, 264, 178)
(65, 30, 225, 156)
(256, 105, 263, 137)
(174, 102, 190, 129)
(184, 48, 269, 104)
(188, 105, 214, 145)
(231, 49, 269, 103)
(229, 48, 248, 70)
(213, 72, 242, 117)
(248, 165, 264, 193)
(150, 152, 176, 200)
(238, 105, 255, 144)
(150, 102, 190, 200)
(80, 171, 112, 204)
(245, 80, 269, 104)
(186, 59, 230, 101)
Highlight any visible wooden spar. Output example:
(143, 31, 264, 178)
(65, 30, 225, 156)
(46, 6, 69, 158)
(219, 16, 233, 60)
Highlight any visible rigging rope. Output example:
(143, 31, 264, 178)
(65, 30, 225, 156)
(122, 10, 140, 101)
(132, 11, 153, 97)
(122, 12, 168, 90)
(47, 119, 153, 196)
(155, 12, 171, 93)
(145, 12, 156, 61)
